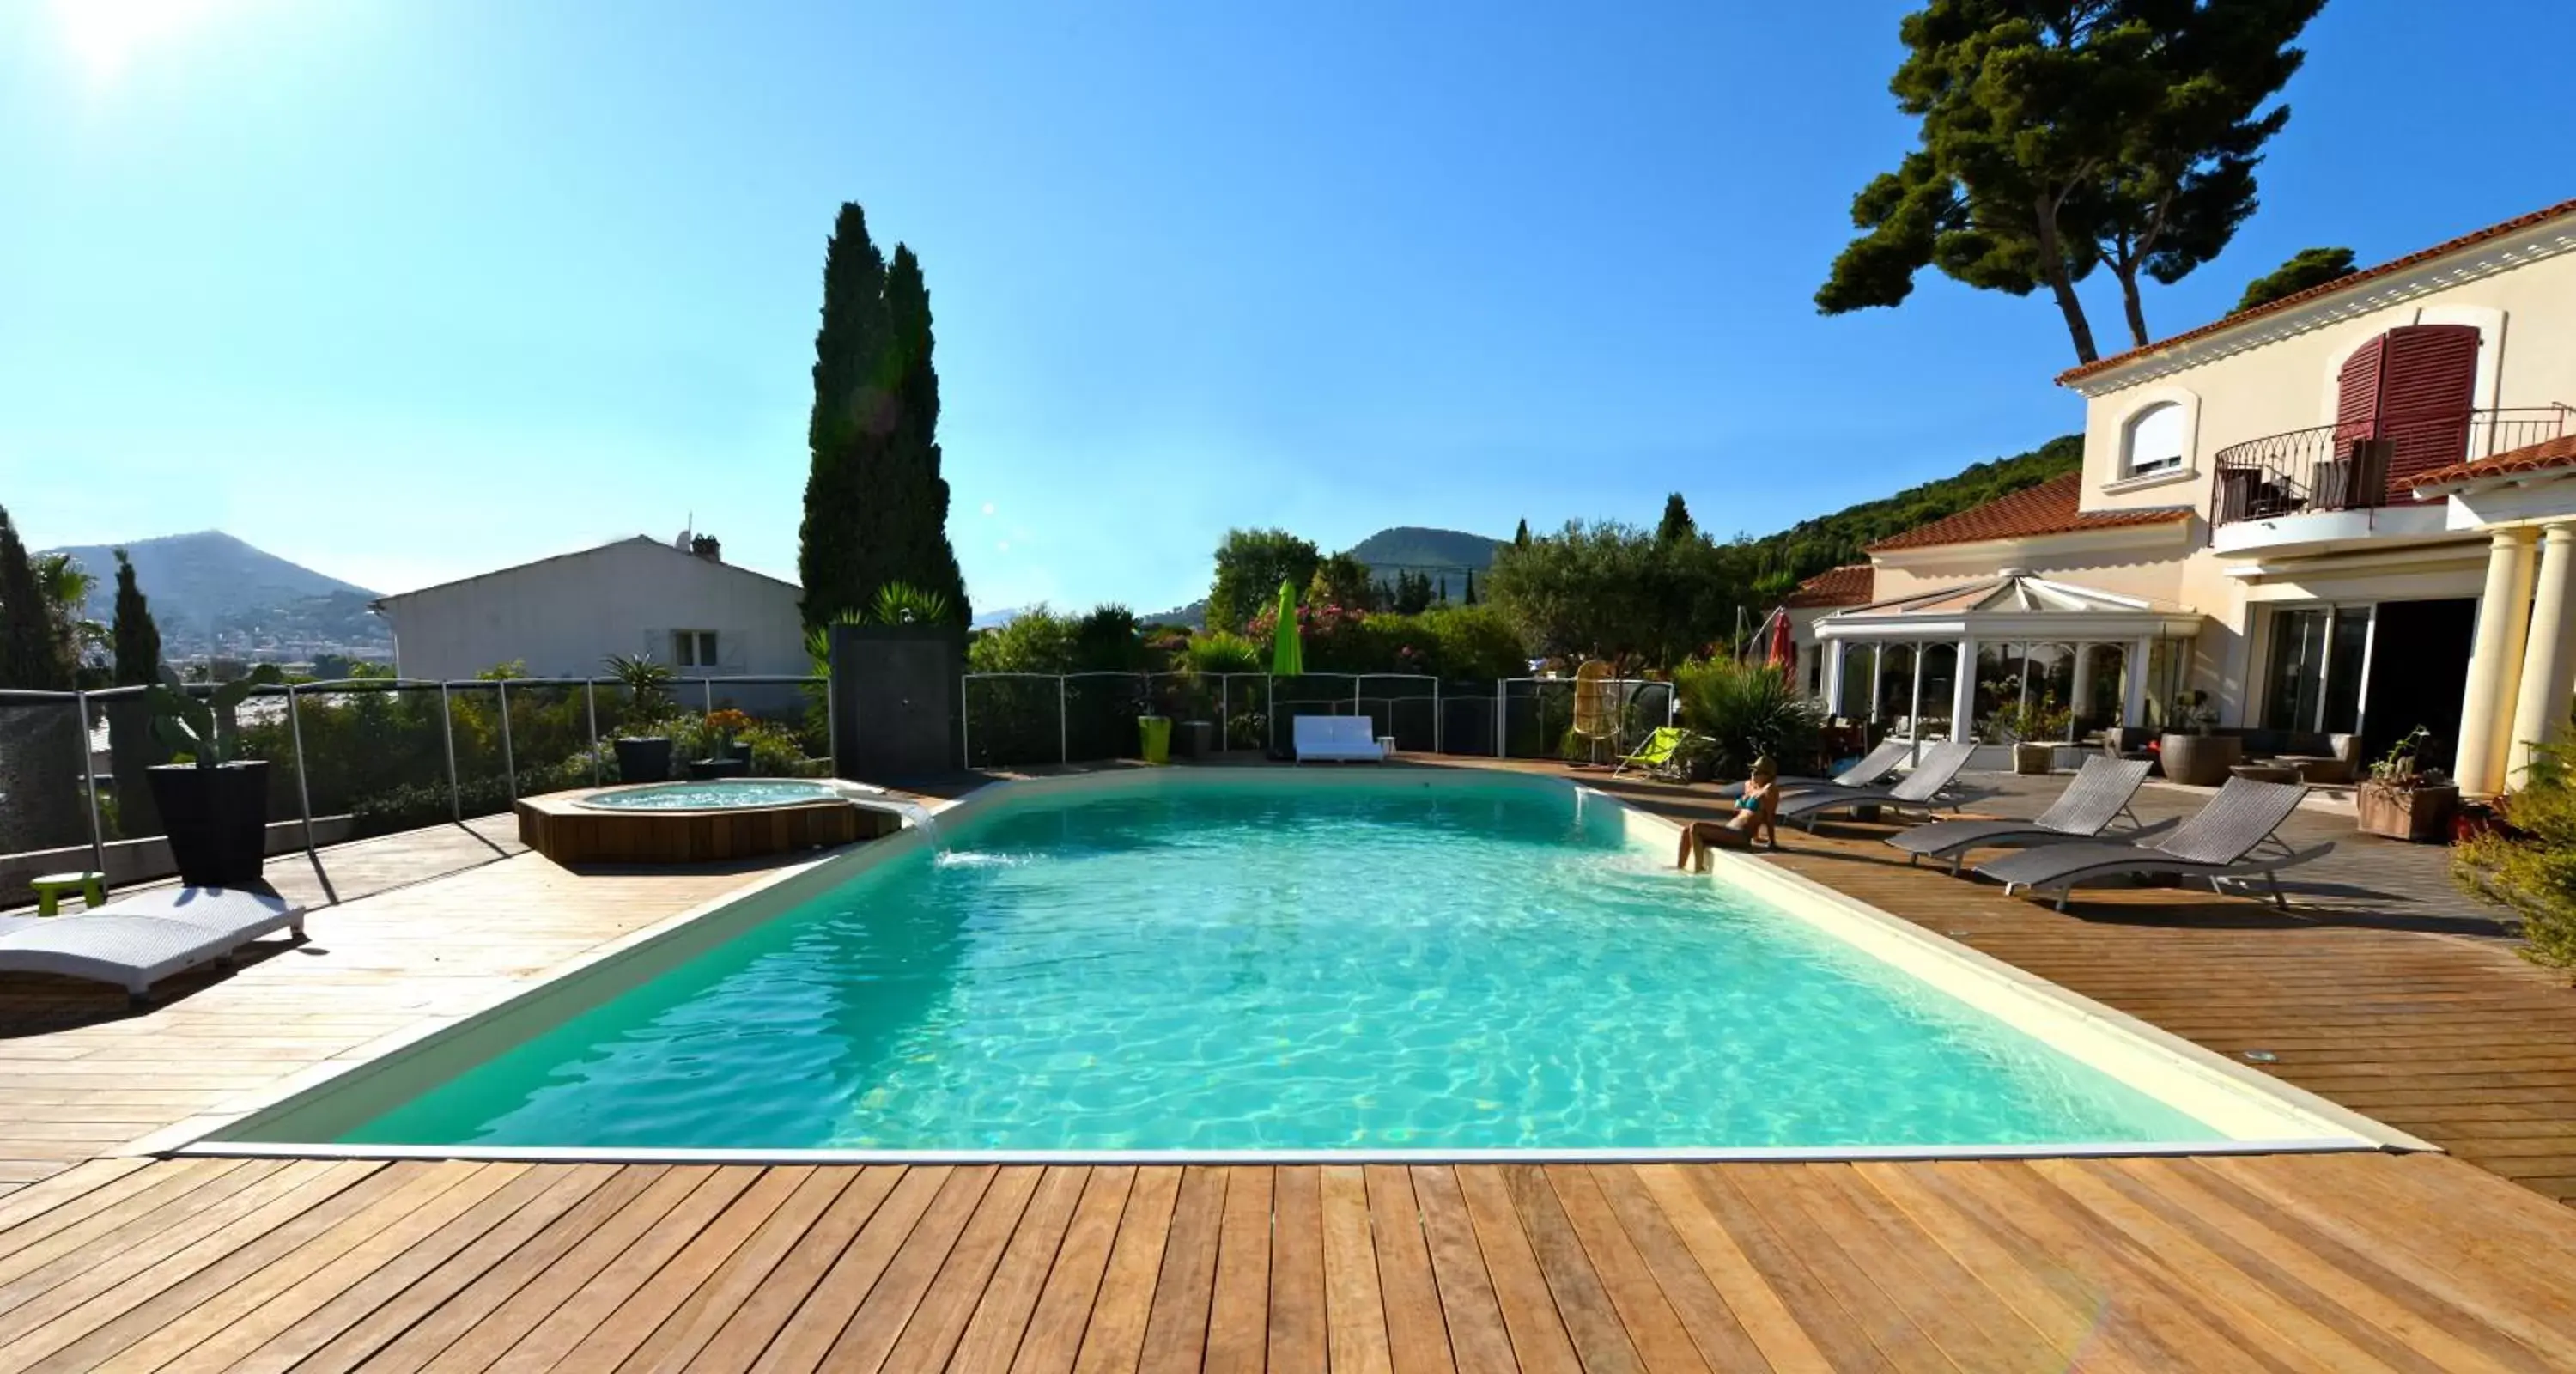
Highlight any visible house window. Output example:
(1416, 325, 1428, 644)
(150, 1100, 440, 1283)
(674, 630, 720, 668)
(2123, 402, 2186, 477)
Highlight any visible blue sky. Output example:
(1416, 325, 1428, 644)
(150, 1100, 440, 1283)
(4, 0, 2571, 615)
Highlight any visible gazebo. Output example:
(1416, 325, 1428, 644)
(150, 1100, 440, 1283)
(1811, 570, 2205, 745)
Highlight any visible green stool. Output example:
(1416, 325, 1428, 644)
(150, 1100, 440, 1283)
(28, 872, 107, 917)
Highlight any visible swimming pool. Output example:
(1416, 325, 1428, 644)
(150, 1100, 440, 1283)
(208, 770, 2386, 1158)
(574, 779, 848, 810)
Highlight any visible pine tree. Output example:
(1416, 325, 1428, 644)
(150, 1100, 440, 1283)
(1513, 519, 1530, 549)
(0, 503, 80, 853)
(1656, 493, 1696, 543)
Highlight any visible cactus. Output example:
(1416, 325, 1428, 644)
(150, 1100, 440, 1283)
(144, 665, 283, 768)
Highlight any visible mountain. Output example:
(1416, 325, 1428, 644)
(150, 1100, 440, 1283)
(1140, 599, 1209, 630)
(1747, 434, 2084, 583)
(969, 605, 1026, 630)
(43, 531, 390, 661)
(1344, 526, 1505, 575)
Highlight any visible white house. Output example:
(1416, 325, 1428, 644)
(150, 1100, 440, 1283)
(371, 535, 806, 683)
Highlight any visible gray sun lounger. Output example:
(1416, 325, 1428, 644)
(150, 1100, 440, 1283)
(0, 885, 306, 1002)
(1775, 741, 1978, 830)
(1974, 778, 2331, 911)
(1719, 739, 1915, 798)
(1886, 757, 2171, 873)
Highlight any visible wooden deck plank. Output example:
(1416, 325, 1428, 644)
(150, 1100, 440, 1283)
(1264, 1164, 1329, 1374)
(1538, 1164, 1704, 1374)
(1364, 1164, 1457, 1374)
(1321, 1164, 1395, 1374)
(1675, 1164, 1899, 1374)
(1070, 1164, 1182, 1374)
(1408, 1165, 1522, 1374)
(874, 1164, 1045, 1374)
(678, 1164, 910, 1374)
(948, 1165, 1091, 1374)
(1500, 1163, 1644, 1374)
(1583, 1164, 1773, 1374)
(1628, 1164, 1833, 1374)
(1009, 1164, 1135, 1374)
(1201, 1166, 1271, 1374)
(606, 1166, 857, 1374)
(1136, 1164, 1227, 1372)
(240, 1164, 623, 1374)
(488, 1164, 774, 1372)
(795, 1164, 997, 1373)
(1452, 1163, 1584, 1374)
(1797, 1162, 2065, 1373)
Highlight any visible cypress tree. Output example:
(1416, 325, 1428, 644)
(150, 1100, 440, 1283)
(1513, 518, 1530, 549)
(797, 203, 896, 629)
(882, 244, 970, 624)
(108, 550, 167, 836)
(1464, 569, 1478, 605)
(0, 503, 66, 690)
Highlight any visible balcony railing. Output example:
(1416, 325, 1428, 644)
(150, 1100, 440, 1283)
(2210, 405, 2576, 526)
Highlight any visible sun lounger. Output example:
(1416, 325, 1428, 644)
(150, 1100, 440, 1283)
(1292, 714, 1388, 763)
(1775, 741, 1978, 830)
(1886, 757, 2167, 873)
(1713, 738, 1915, 798)
(1612, 727, 1704, 780)
(1973, 778, 2330, 911)
(0, 885, 306, 1001)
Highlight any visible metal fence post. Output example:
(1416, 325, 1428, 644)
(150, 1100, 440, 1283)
(1493, 679, 1505, 757)
(288, 684, 318, 856)
(439, 682, 460, 822)
(1433, 678, 1443, 755)
(1352, 677, 1361, 720)
(1266, 675, 1275, 756)
(496, 679, 518, 799)
(73, 689, 106, 875)
(959, 674, 972, 769)
(585, 679, 601, 786)
(824, 669, 838, 776)
(1057, 675, 1069, 765)
(702, 678, 715, 718)
(1219, 677, 1229, 753)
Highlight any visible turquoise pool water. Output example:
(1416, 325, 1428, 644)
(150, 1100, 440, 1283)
(331, 779, 2223, 1151)
(578, 780, 845, 810)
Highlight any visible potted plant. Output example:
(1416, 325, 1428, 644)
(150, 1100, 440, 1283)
(688, 709, 752, 781)
(143, 665, 283, 886)
(2357, 727, 2458, 842)
(2158, 690, 2239, 785)
(2003, 694, 2075, 775)
(605, 653, 677, 781)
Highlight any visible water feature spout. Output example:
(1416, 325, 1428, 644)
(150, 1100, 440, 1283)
(829, 782, 944, 851)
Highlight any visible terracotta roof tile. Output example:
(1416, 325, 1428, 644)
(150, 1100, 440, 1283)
(1863, 473, 2192, 553)
(1782, 564, 1874, 608)
(2409, 434, 2576, 493)
(2057, 198, 2576, 386)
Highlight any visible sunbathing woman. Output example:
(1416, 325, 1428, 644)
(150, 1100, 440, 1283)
(1676, 756, 1780, 868)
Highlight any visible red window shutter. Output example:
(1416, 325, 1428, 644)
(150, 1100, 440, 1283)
(2378, 324, 2480, 489)
(2334, 336, 2385, 444)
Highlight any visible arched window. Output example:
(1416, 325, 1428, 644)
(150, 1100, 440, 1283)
(2123, 403, 2186, 477)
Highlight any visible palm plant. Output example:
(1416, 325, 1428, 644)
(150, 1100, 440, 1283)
(34, 552, 105, 666)
(1674, 656, 1825, 780)
(869, 581, 953, 626)
(603, 653, 677, 727)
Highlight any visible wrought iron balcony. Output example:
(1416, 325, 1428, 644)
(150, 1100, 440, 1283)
(2210, 405, 2576, 526)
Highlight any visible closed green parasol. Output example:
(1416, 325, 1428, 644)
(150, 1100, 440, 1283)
(1270, 579, 1304, 677)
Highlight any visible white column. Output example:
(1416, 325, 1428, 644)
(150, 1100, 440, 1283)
(2124, 635, 2152, 728)
(2506, 523, 2576, 787)
(1822, 640, 1846, 717)
(1950, 636, 1978, 743)
(1908, 642, 1926, 737)
(2459, 527, 2539, 796)
(2070, 644, 2096, 719)
(1867, 645, 1885, 723)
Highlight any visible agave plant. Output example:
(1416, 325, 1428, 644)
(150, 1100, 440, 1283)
(603, 653, 677, 725)
(869, 581, 954, 626)
(1674, 656, 1823, 781)
(143, 664, 283, 768)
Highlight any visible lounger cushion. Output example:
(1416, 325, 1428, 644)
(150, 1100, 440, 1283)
(0, 886, 307, 996)
(1292, 715, 1386, 761)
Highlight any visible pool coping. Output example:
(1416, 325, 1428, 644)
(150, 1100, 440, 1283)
(155, 767, 2430, 1164)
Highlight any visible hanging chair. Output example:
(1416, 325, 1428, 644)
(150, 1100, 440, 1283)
(1570, 660, 1628, 768)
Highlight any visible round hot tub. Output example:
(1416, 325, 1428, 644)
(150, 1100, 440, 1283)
(574, 780, 848, 812)
(519, 780, 895, 865)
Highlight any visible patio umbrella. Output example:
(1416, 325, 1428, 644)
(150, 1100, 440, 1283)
(1767, 610, 1795, 671)
(1271, 579, 1304, 677)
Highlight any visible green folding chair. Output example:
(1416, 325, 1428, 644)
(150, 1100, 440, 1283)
(1612, 727, 1702, 781)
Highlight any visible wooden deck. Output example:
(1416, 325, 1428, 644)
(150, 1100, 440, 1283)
(8, 765, 2576, 1367)
(5, 1149, 2576, 1371)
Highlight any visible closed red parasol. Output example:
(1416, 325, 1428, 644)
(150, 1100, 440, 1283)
(1766, 610, 1794, 670)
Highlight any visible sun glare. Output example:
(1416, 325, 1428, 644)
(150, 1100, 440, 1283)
(52, 0, 224, 80)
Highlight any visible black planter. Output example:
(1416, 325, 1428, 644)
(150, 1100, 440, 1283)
(613, 737, 673, 782)
(145, 762, 270, 887)
(726, 740, 754, 765)
(687, 757, 749, 781)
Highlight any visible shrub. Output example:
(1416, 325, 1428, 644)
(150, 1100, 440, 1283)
(2456, 735, 2576, 970)
(1674, 657, 1824, 780)
(1182, 631, 1264, 675)
(1416, 605, 1528, 680)
(968, 606, 1077, 673)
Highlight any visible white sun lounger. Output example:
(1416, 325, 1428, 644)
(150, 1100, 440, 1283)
(0, 886, 306, 1001)
(1292, 714, 1388, 763)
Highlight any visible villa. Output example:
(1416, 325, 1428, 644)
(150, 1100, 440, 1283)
(1807, 196, 2576, 793)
